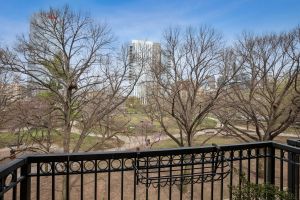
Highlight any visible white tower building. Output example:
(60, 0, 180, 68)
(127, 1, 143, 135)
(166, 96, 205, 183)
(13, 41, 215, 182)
(128, 40, 161, 104)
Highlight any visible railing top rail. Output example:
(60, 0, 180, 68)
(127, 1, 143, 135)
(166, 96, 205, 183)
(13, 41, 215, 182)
(273, 142, 300, 154)
(1, 141, 294, 178)
(0, 157, 26, 177)
(287, 139, 300, 147)
(24, 141, 273, 163)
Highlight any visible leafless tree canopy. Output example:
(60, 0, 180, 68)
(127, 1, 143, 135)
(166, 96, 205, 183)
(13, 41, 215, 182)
(0, 57, 23, 130)
(0, 67, 13, 129)
(215, 31, 300, 141)
(0, 6, 138, 153)
(146, 26, 238, 147)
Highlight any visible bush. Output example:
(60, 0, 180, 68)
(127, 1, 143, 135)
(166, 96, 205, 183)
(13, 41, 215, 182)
(231, 175, 294, 200)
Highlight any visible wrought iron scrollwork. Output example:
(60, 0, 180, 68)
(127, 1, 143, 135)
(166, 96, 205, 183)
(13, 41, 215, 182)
(133, 144, 231, 188)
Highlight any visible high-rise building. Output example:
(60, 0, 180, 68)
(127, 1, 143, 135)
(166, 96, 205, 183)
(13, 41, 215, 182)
(128, 40, 161, 104)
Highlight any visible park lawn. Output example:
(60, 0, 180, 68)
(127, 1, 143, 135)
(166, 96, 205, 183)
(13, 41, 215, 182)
(153, 135, 240, 149)
(123, 112, 217, 136)
(232, 119, 299, 135)
(63, 133, 124, 151)
(112, 113, 158, 135)
(153, 133, 296, 149)
(199, 118, 217, 129)
(0, 131, 123, 151)
(160, 117, 218, 136)
(232, 124, 300, 135)
(285, 126, 300, 134)
(0, 132, 19, 148)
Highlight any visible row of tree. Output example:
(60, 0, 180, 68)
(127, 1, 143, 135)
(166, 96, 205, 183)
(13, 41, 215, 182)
(145, 27, 300, 146)
(0, 6, 299, 155)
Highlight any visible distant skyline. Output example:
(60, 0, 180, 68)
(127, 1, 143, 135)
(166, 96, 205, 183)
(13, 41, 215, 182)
(0, 0, 300, 46)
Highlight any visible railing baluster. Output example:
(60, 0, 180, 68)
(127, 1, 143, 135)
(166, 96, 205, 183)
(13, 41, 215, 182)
(66, 160, 70, 200)
(288, 152, 300, 200)
(12, 169, 17, 200)
(256, 148, 259, 185)
(180, 154, 183, 200)
(247, 149, 251, 182)
(211, 151, 214, 200)
(146, 156, 149, 200)
(121, 158, 124, 200)
(108, 159, 111, 200)
(229, 150, 233, 200)
(255, 148, 260, 200)
(133, 157, 137, 200)
(0, 176, 3, 200)
(158, 156, 161, 200)
(94, 160, 97, 200)
(239, 150, 242, 191)
(64, 160, 70, 200)
(266, 147, 275, 185)
(169, 155, 172, 200)
(201, 152, 204, 200)
(264, 147, 267, 184)
(220, 151, 224, 200)
(288, 152, 295, 197)
(20, 162, 31, 200)
(36, 162, 40, 200)
(247, 149, 251, 200)
(280, 150, 283, 192)
(80, 161, 84, 200)
(190, 154, 194, 200)
(287, 139, 300, 200)
(52, 162, 55, 200)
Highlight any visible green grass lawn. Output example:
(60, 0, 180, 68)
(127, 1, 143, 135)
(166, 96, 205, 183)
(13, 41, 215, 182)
(153, 133, 294, 149)
(153, 135, 240, 149)
(0, 132, 18, 148)
(232, 120, 300, 135)
(0, 131, 123, 151)
(123, 113, 218, 136)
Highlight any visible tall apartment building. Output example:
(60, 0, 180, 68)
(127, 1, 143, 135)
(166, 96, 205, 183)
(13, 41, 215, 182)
(128, 40, 161, 104)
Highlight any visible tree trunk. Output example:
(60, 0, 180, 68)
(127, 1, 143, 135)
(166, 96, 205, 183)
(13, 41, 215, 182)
(63, 89, 72, 153)
(187, 132, 193, 147)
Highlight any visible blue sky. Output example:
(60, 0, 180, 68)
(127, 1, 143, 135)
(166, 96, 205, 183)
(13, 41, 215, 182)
(0, 0, 300, 46)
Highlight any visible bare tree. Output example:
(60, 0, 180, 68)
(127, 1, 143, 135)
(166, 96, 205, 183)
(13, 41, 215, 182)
(77, 108, 129, 152)
(215, 31, 300, 141)
(0, 55, 23, 131)
(291, 26, 300, 134)
(0, 52, 28, 161)
(0, 67, 12, 130)
(146, 26, 237, 147)
(0, 97, 60, 164)
(0, 6, 139, 153)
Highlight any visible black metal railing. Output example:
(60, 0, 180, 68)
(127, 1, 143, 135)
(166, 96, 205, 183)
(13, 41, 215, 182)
(1, 140, 300, 200)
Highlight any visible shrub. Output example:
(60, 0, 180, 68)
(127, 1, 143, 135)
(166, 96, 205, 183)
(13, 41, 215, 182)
(231, 175, 294, 200)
